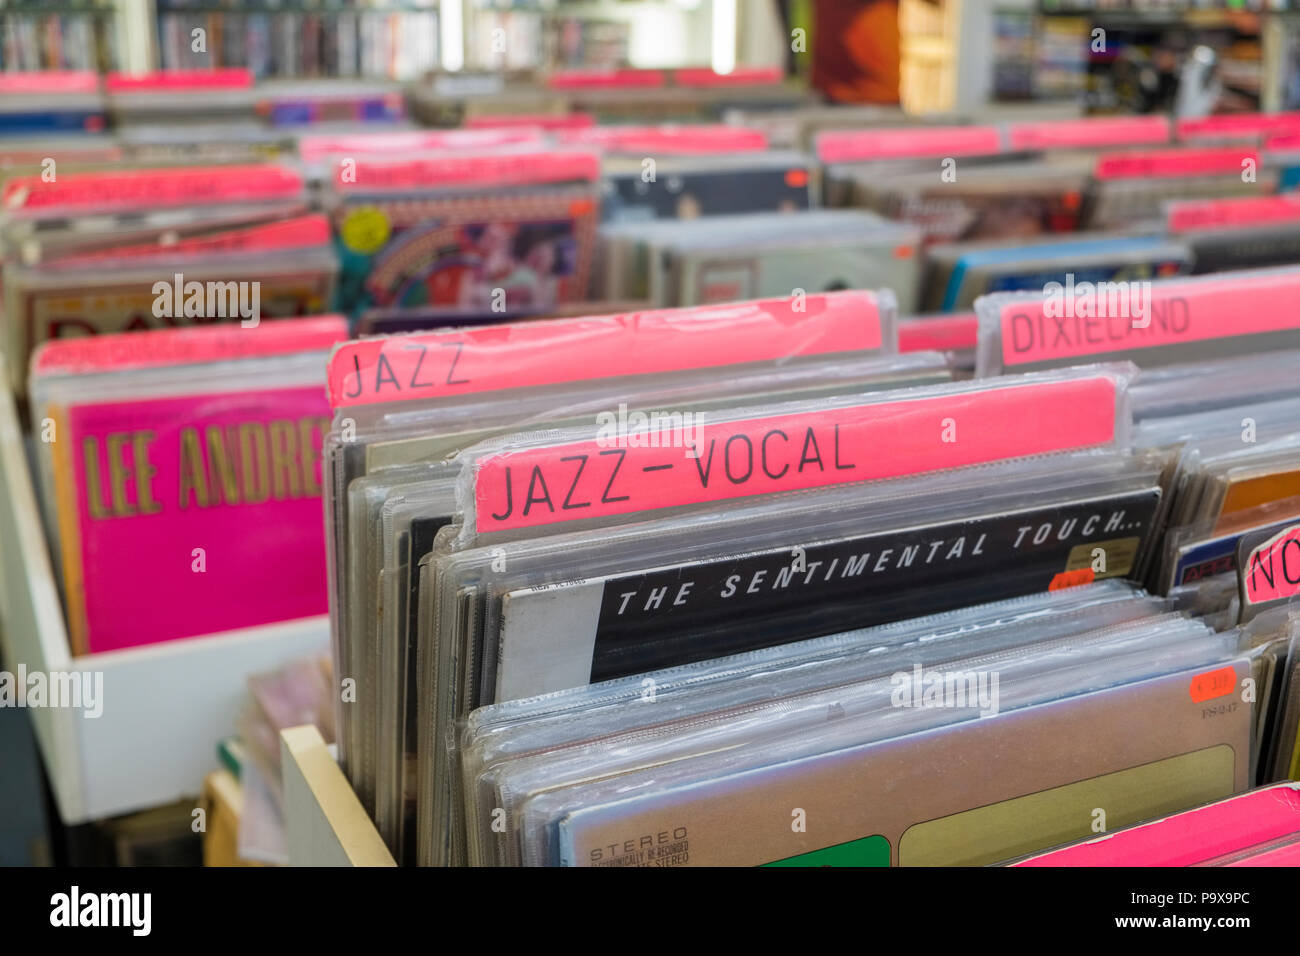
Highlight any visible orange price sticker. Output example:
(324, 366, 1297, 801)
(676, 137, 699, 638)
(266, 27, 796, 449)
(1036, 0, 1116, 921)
(1048, 568, 1095, 591)
(569, 198, 597, 218)
(1189, 666, 1237, 704)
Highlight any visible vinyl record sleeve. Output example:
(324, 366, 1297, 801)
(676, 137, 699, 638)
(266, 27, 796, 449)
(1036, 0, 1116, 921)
(1184, 223, 1300, 274)
(551, 658, 1253, 867)
(1165, 499, 1300, 593)
(1274, 649, 1300, 781)
(491, 488, 1162, 701)
(332, 184, 599, 317)
(334, 349, 947, 815)
(927, 233, 1192, 313)
(487, 613, 1237, 865)
(673, 238, 920, 312)
(459, 582, 1164, 866)
(322, 313, 934, 794)
(599, 152, 812, 223)
(428, 450, 1165, 845)
(597, 210, 918, 310)
(7, 259, 335, 395)
(846, 158, 1091, 246)
(1085, 175, 1275, 231)
(49, 383, 333, 654)
(428, 465, 1170, 868)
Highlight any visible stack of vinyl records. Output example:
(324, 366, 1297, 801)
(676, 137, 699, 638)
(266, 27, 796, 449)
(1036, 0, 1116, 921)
(597, 209, 921, 310)
(324, 271, 1300, 865)
(0, 70, 106, 136)
(0, 162, 336, 395)
(28, 317, 347, 654)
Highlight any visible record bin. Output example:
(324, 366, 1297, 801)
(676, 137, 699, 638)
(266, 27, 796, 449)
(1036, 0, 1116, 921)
(0, 361, 328, 825)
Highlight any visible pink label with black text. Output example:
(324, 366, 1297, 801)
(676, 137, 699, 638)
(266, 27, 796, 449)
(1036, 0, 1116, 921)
(999, 271, 1300, 366)
(473, 376, 1118, 534)
(1242, 524, 1300, 607)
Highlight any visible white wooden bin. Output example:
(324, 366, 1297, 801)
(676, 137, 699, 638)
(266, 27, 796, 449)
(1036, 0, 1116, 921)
(281, 725, 393, 866)
(0, 362, 329, 825)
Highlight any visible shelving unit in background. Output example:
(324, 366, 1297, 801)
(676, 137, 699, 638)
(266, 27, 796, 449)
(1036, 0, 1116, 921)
(0, 2, 781, 94)
(152, 0, 440, 79)
(1262, 11, 1300, 108)
(147, 0, 742, 79)
(983, 1, 1283, 112)
(0, 0, 120, 71)
(460, 0, 719, 74)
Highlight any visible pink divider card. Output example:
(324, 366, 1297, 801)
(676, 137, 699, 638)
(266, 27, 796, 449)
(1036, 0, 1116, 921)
(1265, 132, 1300, 152)
(1, 164, 303, 213)
(334, 149, 600, 190)
(816, 126, 1003, 164)
(998, 269, 1300, 368)
(1225, 841, 1300, 866)
(899, 314, 978, 352)
(1177, 111, 1300, 142)
(105, 68, 254, 93)
(673, 67, 784, 87)
(546, 68, 666, 89)
(326, 291, 885, 409)
(556, 125, 769, 154)
(0, 71, 100, 95)
(1006, 116, 1170, 151)
(297, 128, 546, 162)
(472, 373, 1119, 534)
(66, 385, 332, 653)
(1093, 146, 1257, 179)
(49, 214, 331, 266)
(464, 113, 595, 131)
(1167, 194, 1300, 232)
(1241, 523, 1300, 608)
(34, 315, 346, 377)
(1015, 784, 1300, 866)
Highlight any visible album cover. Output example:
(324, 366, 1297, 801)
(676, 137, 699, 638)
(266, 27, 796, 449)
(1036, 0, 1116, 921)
(924, 233, 1192, 312)
(333, 187, 599, 318)
(1166, 500, 1300, 592)
(846, 158, 1091, 246)
(597, 210, 917, 309)
(8, 262, 335, 395)
(33, 319, 344, 654)
(600, 152, 812, 223)
(673, 239, 919, 311)
(47, 383, 333, 654)
(491, 488, 1161, 701)
(553, 658, 1253, 866)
